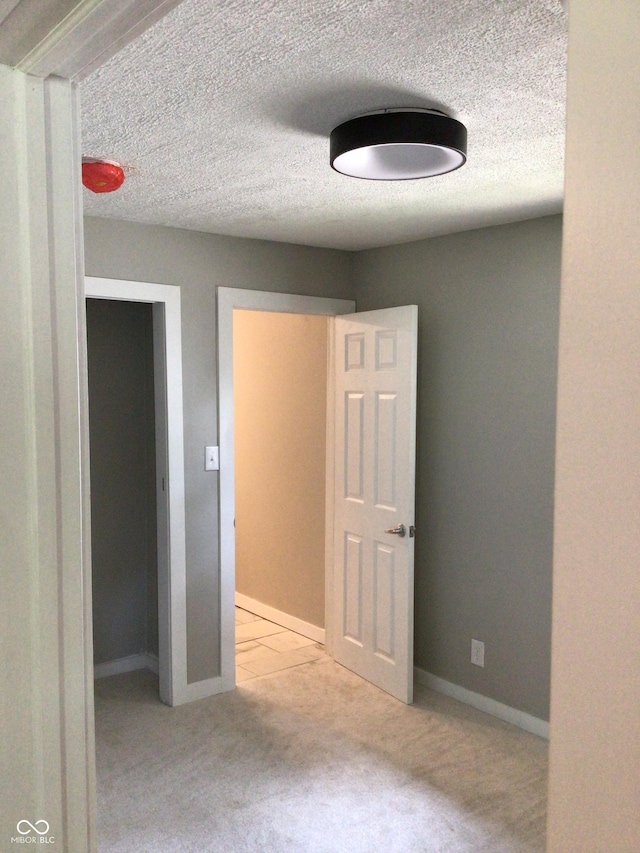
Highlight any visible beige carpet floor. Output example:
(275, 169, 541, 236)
(95, 659, 548, 852)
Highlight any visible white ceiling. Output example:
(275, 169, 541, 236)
(80, 0, 567, 251)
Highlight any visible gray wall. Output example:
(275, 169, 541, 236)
(87, 298, 158, 664)
(353, 215, 561, 720)
(84, 217, 355, 683)
(84, 214, 560, 719)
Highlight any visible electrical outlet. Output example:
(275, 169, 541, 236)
(471, 639, 485, 667)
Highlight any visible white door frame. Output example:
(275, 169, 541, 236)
(217, 287, 355, 686)
(85, 276, 188, 706)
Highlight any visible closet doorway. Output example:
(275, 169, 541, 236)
(85, 277, 187, 706)
(86, 296, 159, 686)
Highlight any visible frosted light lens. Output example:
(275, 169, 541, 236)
(333, 142, 464, 180)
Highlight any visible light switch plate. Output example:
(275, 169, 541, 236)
(205, 446, 219, 471)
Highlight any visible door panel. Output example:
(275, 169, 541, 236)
(344, 533, 364, 643)
(332, 305, 418, 703)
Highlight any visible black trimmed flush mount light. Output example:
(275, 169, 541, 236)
(330, 108, 467, 180)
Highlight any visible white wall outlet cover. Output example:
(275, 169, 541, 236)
(471, 638, 485, 667)
(205, 446, 219, 471)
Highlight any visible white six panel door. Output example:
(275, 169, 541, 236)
(332, 305, 418, 703)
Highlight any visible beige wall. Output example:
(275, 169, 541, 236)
(234, 310, 329, 628)
(547, 2, 640, 850)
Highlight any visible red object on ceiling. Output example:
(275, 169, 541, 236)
(82, 160, 125, 193)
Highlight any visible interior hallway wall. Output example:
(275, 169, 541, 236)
(85, 214, 562, 719)
(353, 215, 562, 721)
(547, 2, 640, 848)
(234, 310, 329, 628)
(83, 217, 355, 683)
(86, 298, 158, 664)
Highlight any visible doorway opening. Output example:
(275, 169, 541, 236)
(233, 308, 330, 679)
(86, 297, 159, 687)
(85, 276, 188, 706)
(217, 288, 355, 686)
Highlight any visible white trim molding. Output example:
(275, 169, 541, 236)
(0, 0, 185, 81)
(0, 67, 95, 852)
(414, 668, 550, 739)
(235, 594, 325, 644)
(94, 653, 159, 679)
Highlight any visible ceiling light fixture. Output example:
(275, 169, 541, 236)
(330, 109, 467, 181)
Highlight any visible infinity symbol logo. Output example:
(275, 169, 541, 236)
(16, 820, 50, 836)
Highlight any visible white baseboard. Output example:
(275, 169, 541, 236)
(235, 592, 325, 644)
(94, 652, 159, 679)
(414, 667, 549, 739)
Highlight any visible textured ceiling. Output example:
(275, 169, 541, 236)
(80, 0, 567, 251)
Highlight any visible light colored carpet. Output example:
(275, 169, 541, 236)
(95, 659, 547, 852)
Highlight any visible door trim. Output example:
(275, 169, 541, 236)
(85, 276, 188, 705)
(217, 287, 355, 688)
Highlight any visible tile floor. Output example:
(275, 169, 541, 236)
(235, 606, 329, 682)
